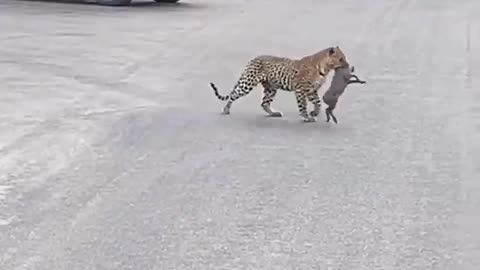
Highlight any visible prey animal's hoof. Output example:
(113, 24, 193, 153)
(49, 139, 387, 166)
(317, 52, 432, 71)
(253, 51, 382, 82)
(326, 115, 338, 124)
(326, 117, 338, 124)
(325, 111, 338, 124)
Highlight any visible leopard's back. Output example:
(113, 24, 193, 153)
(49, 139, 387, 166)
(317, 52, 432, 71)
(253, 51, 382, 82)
(260, 54, 331, 92)
(255, 55, 299, 91)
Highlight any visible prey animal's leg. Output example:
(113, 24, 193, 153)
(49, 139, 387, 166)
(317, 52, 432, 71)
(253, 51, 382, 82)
(260, 82, 283, 117)
(295, 89, 315, 122)
(325, 102, 338, 124)
(307, 91, 321, 118)
(348, 75, 367, 85)
(347, 79, 367, 85)
(322, 95, 338, 124)
(350, 74, 361, 81)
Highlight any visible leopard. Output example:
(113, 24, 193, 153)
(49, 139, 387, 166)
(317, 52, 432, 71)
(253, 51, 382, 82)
(322, 65, 366, 124)
(209, 46, 350, 122)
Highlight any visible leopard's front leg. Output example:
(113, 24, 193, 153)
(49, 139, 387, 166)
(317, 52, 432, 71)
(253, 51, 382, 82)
(294, 89, 315, 122)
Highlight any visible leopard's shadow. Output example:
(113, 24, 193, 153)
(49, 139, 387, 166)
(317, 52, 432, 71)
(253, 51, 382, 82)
(218, 112, 355, 135)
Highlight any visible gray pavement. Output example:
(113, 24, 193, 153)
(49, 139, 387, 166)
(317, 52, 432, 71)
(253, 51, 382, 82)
(1, 0, 480, 269)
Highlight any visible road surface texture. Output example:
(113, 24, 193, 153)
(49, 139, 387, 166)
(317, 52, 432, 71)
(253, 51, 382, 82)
(1, 0, 479, 269)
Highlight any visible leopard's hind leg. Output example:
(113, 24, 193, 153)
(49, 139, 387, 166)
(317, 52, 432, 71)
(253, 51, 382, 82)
(222, 69, 263, 115)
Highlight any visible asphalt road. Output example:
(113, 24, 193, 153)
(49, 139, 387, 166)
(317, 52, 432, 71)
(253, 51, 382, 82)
(1, 0, 480, 269)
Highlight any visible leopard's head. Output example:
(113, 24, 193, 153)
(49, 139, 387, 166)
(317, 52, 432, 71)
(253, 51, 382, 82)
(326, 46, 349, 69)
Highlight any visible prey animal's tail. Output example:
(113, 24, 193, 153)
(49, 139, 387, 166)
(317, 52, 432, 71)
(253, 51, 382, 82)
(209, 82, 230, 101)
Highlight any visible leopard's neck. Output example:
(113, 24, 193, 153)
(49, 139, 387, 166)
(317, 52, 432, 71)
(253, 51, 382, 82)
(299, 48, 332, 76)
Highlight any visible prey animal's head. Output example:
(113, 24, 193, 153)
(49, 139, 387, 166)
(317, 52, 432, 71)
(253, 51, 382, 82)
(334, 65, 355, 75)
(338, 65, 355, 76)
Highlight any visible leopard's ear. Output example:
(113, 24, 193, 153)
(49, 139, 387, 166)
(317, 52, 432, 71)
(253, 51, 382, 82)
(328, 47, 335, 55)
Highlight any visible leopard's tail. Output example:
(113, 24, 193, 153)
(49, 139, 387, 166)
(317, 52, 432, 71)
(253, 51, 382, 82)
(210, 82, 230, 101)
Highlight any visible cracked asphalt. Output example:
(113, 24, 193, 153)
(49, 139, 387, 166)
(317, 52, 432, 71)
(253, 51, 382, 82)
(1, 0, 480, 269)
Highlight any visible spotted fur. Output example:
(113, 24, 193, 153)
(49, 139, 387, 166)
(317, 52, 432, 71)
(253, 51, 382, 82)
(210, 46, 350, 122)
